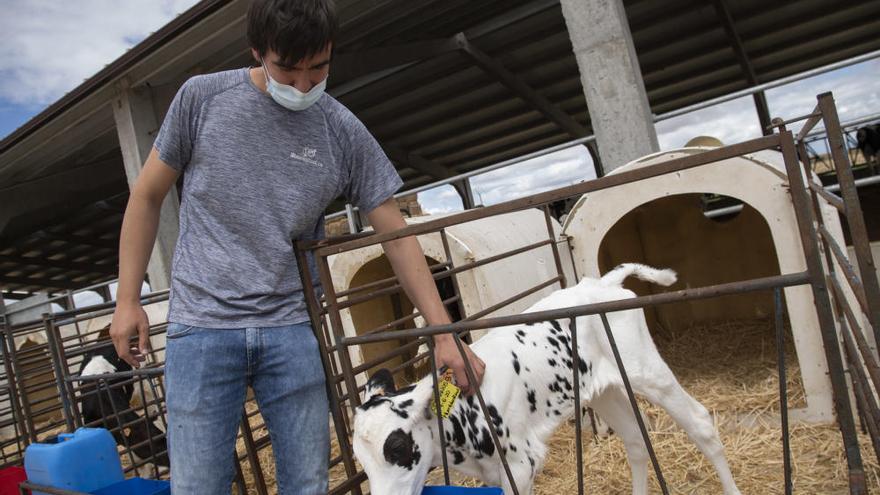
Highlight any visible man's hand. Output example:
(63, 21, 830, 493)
(109, 303, 151, 368)
(433, 334, 485, 395)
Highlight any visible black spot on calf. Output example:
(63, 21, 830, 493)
(383, 429, 421, 470)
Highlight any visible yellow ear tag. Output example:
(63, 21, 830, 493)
(430, 369, 460, 418)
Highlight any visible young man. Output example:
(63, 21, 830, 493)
(109, 1, 484, 493)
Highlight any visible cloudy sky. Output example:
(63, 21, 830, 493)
(419, 58, 880, 214)
(1, 0, 878, 222)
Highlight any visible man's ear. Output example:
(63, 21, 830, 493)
(251, 48, 262, 64)
(364, 369, 396, 402)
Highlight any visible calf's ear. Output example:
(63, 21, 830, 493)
(412, 378, 437, 417)
(364, 369, 396, 402)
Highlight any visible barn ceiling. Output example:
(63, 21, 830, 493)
(1, 0, 878, 294)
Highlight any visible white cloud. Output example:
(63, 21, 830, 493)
(0, 0, 200, 105)
(656, 95, 762, 150)
(766, 59, 880, 135)
(74, 290, 104, 308)
(418, 185, 463, 215)
(417, 146, 596, 213)
(416, 62, 879, 214)
(471, 145, 596, 206)
(655, 60, 880, 150)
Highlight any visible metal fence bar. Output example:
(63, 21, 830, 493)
(335, 260, 452, 299)
(440, 229, 471, 330)
(293, 246, 363, 495)
(543, 206, 567, 290)
(828, 277, 880, 389)
(819, 93, 880, 349)
(427, 338, 451, 485)
(569, 317, 584, 495)
(344, 272, 811, 345)
(796, 106, 823, 141)
(6, 328, 38, 444)
(599, 313, 668, 494)
(0, 317, 29, 455)
(780, 128, 866, 493)
(239, 407, 269, 495)
(819, 221, 870, 318)
(774, 288, 793, 495)
(808, 182, 845, 212)
(450, 333, 519, 494)
(316, 135, 781, 257)
(838, 314, 880, 465)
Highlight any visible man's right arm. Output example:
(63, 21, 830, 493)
(110, 147, 181, 367)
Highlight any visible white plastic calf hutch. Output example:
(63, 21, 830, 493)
(562, 146, 867, 423)
(326, 209, 570, 386)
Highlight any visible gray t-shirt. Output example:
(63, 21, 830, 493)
(153, 68, 402, 328)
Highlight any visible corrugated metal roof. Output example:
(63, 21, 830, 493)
(2, 0, 879, 293)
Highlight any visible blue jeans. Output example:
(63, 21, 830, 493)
(165, 322, 329, 494)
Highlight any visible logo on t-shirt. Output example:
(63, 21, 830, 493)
(290, 146, 323, 167)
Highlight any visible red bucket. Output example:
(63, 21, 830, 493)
(0, 466, 27, 495)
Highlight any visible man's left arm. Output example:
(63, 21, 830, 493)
(367, 198, 485, 394)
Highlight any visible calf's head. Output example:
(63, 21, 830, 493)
(352, 369, 436, 495)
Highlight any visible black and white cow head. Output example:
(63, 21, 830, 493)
(352, 369, 437, 495)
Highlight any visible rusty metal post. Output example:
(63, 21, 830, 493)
(294, 245, 363, 495)
(599, 313, 669, 495)
(4, 327, 37, 443)
(780, 129, 866, 493)
(568, 318, 584, 495)
(42, 314, 74, 432)
(819, 93, 880, 348)
(426, 338, 451, 485)
(46, 317, 83, 428)
(0, 315, 28, 454)
(316, 255, 363, 411)
(449, 333, 519, 495)
(239, 408, 269, 495)
(774, 289, 793, 495)
(543, 206, 567, 289)
(440, 229, 470, 325)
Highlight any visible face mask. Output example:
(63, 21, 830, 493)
(261, 59, 326, 111)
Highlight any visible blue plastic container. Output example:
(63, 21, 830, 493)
(24, 428, 123, 495)
(91, 478, 170, 495)
(422, 487, 503, 494)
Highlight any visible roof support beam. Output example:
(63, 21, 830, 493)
(384, 145, 475, 209)
(37, 232, 117, 251)
(385, 145, 455, 181)
(113, 81, 178, 290)
(455, 32, 602, 178)
(0, 276, 84, 291)
(712, 0, 773, 135)
(455, 33, 589, 140)
(333, 38, 460, 84)
(331, 0, 562, 99)
(452, 178, 476, 210)
(0, 255, 116, 276)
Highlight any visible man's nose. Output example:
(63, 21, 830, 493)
(290, 77, 313, 93)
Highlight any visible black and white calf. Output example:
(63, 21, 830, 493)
(79, 345, 169, 468)
(352, 264, 741, 495)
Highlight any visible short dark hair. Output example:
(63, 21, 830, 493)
(247, 0, 338, 66)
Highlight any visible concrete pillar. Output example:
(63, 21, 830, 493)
(560, 0, 659, 172)
(113, 81, 179, 291)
